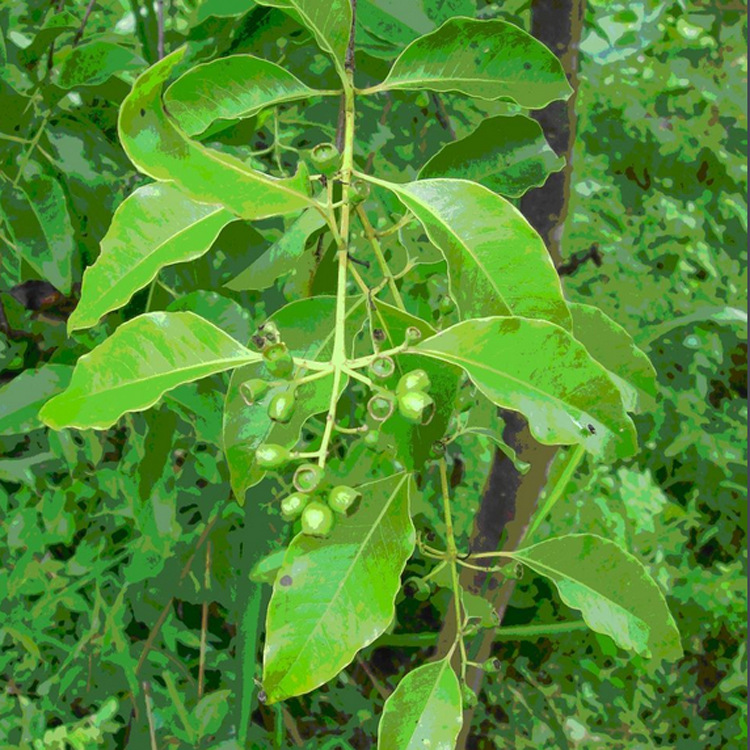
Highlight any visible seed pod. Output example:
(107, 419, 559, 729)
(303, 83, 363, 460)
(310, 142, 341, 177)
(255, 443, 291, 470)
(368, 356, 395, 380)
(367, 393, 395, 422)
(301, 501, 335, 537)
(264, 342, 294, 379)
(267, 390, 296, 423)
(405, 326, 422, 344)
(293, 463, 325, 493)
(327, 485, 361, 515)
(397, 369, 431, 396)
(482, 658, 502, 673)
(350, 179, 370, 205)
(398, 390, 435, 425)
(240, 378, 270, 406)
(280, 492, 309, 521)
(403, 576, 431, 601)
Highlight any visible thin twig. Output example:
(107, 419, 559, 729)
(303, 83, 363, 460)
(355, 655, 391, 699)
(156, 0, 165, 59)
(198, 541, 212, 699)
(142, 681, 158, 750)
(46, 0, 66, 72)
(72, 0, 97, 48)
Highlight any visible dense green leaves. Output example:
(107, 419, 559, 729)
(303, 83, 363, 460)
(377, 656, 463, 750)
(68, 183, 236, 332)
(57, 41, 144, 89)
(40, 312, 261, 430)
(0, 365, 72, 436)
(569, 303, 658, 412)
(263, 473, 415, 702)
(164, 55, 332, 137)
(414, 317, 638, 458)
(509, 534, 683, 662)
(419, 115, 565, 198)
(118, 48, 314, 220)
(375, 18, 573, 107)
(369, 175, 571, 327)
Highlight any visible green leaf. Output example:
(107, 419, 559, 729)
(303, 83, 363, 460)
(168, 290, 254, 344)
(568, 303, 658, 412)
(377, 656, 462, 750)
(164, 54, 333, 137)
(263, 473, 416, 702)
(0, 177, 75, 295)
(223, 297, 367, 502)
(0, 365, 72, 436)
(413, 317, 638, 459)
(224, 201, 327, 292)
(57, 41, 144, 89)
(509, 534, 683, 662)
(376, 17, 573, 107)
(368, 175, 571, 328)
(192, 690, 231, 738)
(118, 48, 314, 221)
(255, 0, 353, 79)
(68, 183, 236, 333)
(40, 312, 261, 431)
(419, 115, 566, 199)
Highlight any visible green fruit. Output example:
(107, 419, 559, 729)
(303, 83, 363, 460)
(368, 356, 395, 380)
(239, 378, 270, 405)
(301, 501, 334, 537)
(267, 390, 295, 423)
(264, 342, 294, 379)
(367, 393, 395, 422)
(403, 576, 431, 601)
(405, 326, 422, 344)
(310, 142, 340, 176)
(397, 369, 431, 395)
(255, 443, 291, 470)
(327, 485, 361, 515)
(482, 658, 502, 673)
(398, 389, 435, 425)
(350, 179, 370, 204)
(364, 429, 380, 449)
(461, 684, 478, 708)
(293, 463, 325, 493)
(280, 492, 308, 521)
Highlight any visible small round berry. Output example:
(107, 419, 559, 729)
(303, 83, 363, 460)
(240, 378, 270, 406)
(267, 390, 295, 423)
(327, 485, 361, 515)
(396, 369, 431, 396)
(264, 342, 294, 379)
(293, 463, 325, 493)
(255, 443, 291, 470)
(280, 492, 308, 521)
(301, 501, 335, 536)
(398, 390, 435, 425)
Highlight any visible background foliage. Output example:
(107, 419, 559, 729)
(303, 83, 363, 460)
(0, 1, 746, 748)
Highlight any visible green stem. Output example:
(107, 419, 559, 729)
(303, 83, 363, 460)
(356, 205, 405, 310)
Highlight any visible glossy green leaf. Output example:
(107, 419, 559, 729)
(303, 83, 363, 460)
(40, 312, 261, 431)
(164, 54, 332, 137)
(68, 183, 236, 332)
(168, 290, 254, 344)
(224, 297, 367, 502)
(509, 534, 683, 662)
(377, 656, 462, 750)
(0, 177, 74, 295)
(263, 473, 415, 702)
(420, 115, 566, 198)
(224, 202, 327, 292)
(413, 317, 638, 458)
(0, 365, 72, 436)
(369, 175, 571, 328)
(118, 48, 314, 221)
(569, 303, 658, 412)
(57, 41, 144, 89)
(376, 17, 573, 107)
(255, 0, 352, 78)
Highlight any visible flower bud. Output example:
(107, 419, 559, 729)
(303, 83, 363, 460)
(264, 342, 294, 379)
(268, 390, 296, 423)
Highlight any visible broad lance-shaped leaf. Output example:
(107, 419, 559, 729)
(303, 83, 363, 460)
(420, 115, 565, 199)
(377, 656, 462, 750)
(368, 174, 571, 328)
(255, 0, 352, 79)
(40, 312, 262, 431)
(373, 17, 572, 107)
(68, 183, 236, 333)
(224, 296, 367, 502)
(164, 54, 335, 137)
(568, 303, 657, 413)
(263, 473, 416, 702)
(225, 199, 327, 292)
(119, 47, 314, 221)
(57, 41, 144, 89)
(0, 365, 72, 436)
(413, 317, 638, 459)
(508, 534, 683, 662)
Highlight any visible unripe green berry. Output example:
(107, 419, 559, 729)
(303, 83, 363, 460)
(310, 142, 341, 177)
(301, 501, 334, 537)
(280, 492, 308, 521)
(327, 485, 361, 515)
(367, 393, 395, 422)
(255, 443, 291, 470)
(350, 179, 370, 205)
(398, 390, 435, 425)
(405, 326, 422, 344)
(240, 378, 270, 406)
(267, 390, 296, 423)
(293, 463, 325, 493)
(264, 342, 294, 379)
(482, 658, 502, 673)
(397, 369, 431, 396)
